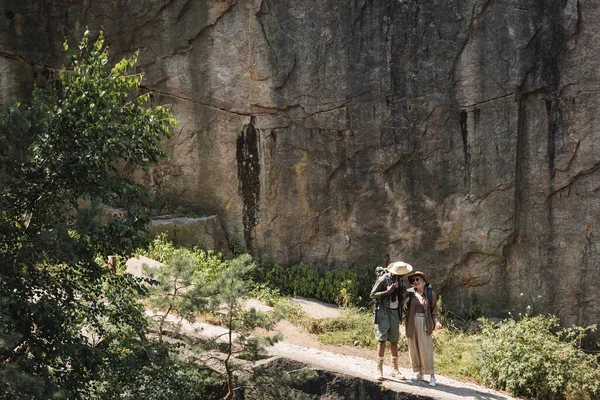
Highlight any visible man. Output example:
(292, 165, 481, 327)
(370, 261, 413, 381)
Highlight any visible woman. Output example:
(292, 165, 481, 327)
(370, 261, 412, 380)
(404, 270, 442, 387)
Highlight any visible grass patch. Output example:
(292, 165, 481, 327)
(318, 328, 378, 348)
(271, 297, 310, 326)
(316, 308, 379, 348)
(433, 329, 481, 382)
(306, 308, 392, 349)
(286, 305, 481, 382)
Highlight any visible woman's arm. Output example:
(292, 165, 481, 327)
(431, 291, 442, 329)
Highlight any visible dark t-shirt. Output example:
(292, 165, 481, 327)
(414, 296, 425, 313)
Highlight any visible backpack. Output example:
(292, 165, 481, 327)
(376, 267, 392, 283)
(373, 267, 400, 323)
(374, 267, 396, 297)
(375, 266, 389, 281)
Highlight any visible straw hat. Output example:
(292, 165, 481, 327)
(386, 261, 413, 276)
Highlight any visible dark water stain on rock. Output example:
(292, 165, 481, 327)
(237, 116, 261, 252)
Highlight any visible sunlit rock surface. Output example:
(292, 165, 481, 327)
(1, 0, 598, 326)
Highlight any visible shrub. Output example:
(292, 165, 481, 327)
(250, 283, 283, 307)
(139, 233, 179, 263)
(254, 261, 375, 307)
(271, 298, 308, 326)
(478, 314, 600, 400)
(137, 234, 228, 285)
(290, 263, 320, 298)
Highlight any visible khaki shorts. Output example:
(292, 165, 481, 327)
(374, 307, 400, 342)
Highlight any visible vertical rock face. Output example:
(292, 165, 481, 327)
(1, 0, 599, 325)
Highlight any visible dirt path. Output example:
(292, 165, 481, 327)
(265, 297, 515, 400)
(146, 296, 515, 399)
(271, 319, 412, 368)
(268, 339, 514, 400)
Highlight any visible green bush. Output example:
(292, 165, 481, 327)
(250, 283, 283, 307)
(138, 233, 179, 263)
(290, 263, 320, 298)
(271, 298, 308, 326)
(137, 234, 228, 285)
(254, 261, 375, 307)
(478, 314, 600, 400)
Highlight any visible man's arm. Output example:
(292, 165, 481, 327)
(370, 276, 388, 299)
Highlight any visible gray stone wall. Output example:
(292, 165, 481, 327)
(2, 0, 599, 325)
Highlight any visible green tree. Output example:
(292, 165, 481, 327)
(194, 254, 317, 400)
(137, 239, 317, 399)
(0, 29, 177, 398)
(142, 250, 208, 342)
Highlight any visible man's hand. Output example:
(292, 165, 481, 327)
(384, 284, 395, 295)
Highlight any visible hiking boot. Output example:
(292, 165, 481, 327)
(375, 357, 384, 381)
(429, 375, 436, 387)
(389, 356, 405, 379)
(411, 372, 423, 381)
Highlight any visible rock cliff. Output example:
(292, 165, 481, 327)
(1, 0, 598, 325)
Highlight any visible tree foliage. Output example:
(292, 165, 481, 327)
(138, 237, 317, 400)
(187, 254, 317, 400)
(0, 30, 177, 398)
(0, 28, 315, 400)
